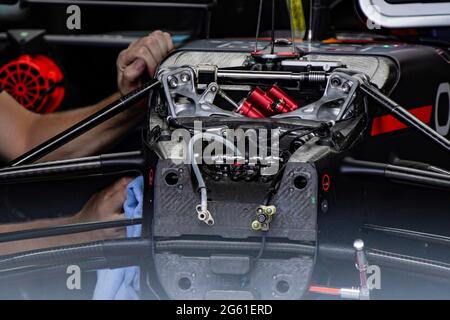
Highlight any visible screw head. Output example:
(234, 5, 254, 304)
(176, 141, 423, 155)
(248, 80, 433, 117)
(321, 199, 329, 213)
(180, 73, 190, 82)
(342, 81, 352, 93)
(331, 77, 341, 87)
(252, 220, 261, 230)
(168, 76, 178, 88)
(257, 214, 267, 223)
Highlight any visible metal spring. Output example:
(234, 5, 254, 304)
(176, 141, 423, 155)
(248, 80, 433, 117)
(305, 72, 327, 83)
(294, 132, 316, 148)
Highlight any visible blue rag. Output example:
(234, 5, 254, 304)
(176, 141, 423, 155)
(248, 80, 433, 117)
(93, 176, 143, 300)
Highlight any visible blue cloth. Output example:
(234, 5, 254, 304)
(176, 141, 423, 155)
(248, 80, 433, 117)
(93, 176, 143, 300)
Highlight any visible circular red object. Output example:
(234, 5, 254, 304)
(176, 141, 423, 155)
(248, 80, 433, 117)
(267, 85, 299, 112)
(247, 87, 274, 115)
(322, 174, 331, 192)
(0, 55, 64, 113)
(238, 101, 265, 118)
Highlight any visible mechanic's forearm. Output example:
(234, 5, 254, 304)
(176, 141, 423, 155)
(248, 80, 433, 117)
(0, 215, 104, 256)
(26, 93, 146, 162)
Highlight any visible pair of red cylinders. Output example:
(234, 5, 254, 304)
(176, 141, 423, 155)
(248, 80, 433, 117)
(238, 85, 298, 118)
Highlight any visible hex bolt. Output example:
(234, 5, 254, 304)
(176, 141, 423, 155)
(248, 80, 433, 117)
(257, 214, 267, 223)
(180, 73, 190, 82)
(342, 81, 352, 93)
(331, 77, 341, 87)
(252, 221, 261, 230)
(168, 76, 178, 88)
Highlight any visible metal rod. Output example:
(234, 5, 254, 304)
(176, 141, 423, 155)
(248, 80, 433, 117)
(319, 243, 450, 280)
(0, 32, 189, 48)
(254, 0, 264, 52)
(0, 151, 144, 184)
(340, 157, 450, 189)
(363, 224, 450, 247)
(307, 0, 313, 41)
(270, 0, 275, 54)
(309, 286, 362, 300)
(218, 89, 239, 110)
(353, 239, 370, 300)
(204, 8, 212, 39)
(217, 70, 327, 82)
(21, 0, 216, 9)
(0, 218, 142, 243)
(360, 82, 450, 154)
(44, 34, 138, 47)
(288, 0, 296, 53)
(9, 79, 160, 167)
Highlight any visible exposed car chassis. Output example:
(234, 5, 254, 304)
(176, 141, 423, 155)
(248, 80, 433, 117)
(0, 39, 449, 300)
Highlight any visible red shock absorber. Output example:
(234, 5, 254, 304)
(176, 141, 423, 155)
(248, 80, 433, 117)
(237, 86, 299, 118)
(246, 87, 291, 116)
(246, 87, 274, 116)
(237, 100, 266, 118)
(266, 84, 299, 112)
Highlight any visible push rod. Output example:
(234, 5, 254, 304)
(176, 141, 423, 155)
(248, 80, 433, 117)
(0, 151, 145, 184)
(9, 79, 160, 166)
(360, 82, 450, 154)
(0, 218, 142, 243)
(340, 158, 450, 189)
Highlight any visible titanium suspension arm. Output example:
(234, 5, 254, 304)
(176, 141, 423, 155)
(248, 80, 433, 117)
(9, 79, 160, 166)
(359, 81, 450, 154)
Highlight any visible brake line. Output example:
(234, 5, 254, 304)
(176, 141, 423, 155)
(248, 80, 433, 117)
(188, 132, 241, 226)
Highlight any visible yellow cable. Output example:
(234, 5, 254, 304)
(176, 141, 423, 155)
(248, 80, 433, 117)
(287, 0, 306, 40)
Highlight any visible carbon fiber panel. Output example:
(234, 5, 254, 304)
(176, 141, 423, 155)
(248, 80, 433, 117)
(153, 160, 317, 242)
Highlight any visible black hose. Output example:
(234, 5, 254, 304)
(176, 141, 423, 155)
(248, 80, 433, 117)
(391, 157, 450, 176)
(0, 151, 145, 184)
(0, 254, 143, 282)
(155, 239, 315, 256)
(0, 218, 142, 243)
(0, 238, 151, 271)
(319, 243, 450, 279)
(340, 158, 450, 189)
(363, 224, 450, 247)
(368, 249, 450, 279)
(3, 239, 449, 284)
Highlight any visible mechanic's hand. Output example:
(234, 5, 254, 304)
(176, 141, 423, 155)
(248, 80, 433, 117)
(75, 177, 133, 240)
(117, 30, 174, 95)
